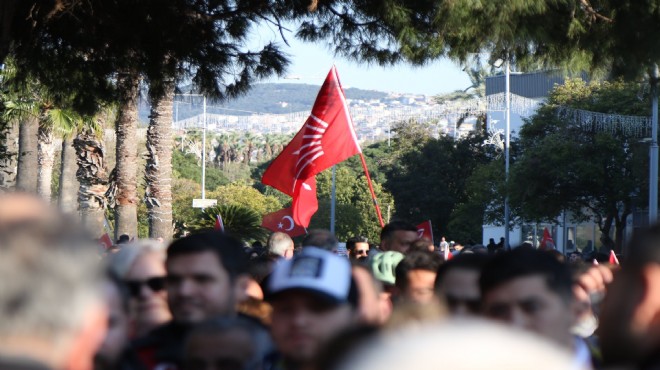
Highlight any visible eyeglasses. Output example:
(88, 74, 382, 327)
(125, 276, 166, 298)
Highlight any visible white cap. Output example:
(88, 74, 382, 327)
(266, 247, 352, 304)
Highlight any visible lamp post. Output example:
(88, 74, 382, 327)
(504, 59, 511, 249)
(650, 65, 658, 224)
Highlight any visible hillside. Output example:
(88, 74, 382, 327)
(139, 83, 389, 122)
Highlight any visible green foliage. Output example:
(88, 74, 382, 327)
(508, 79, 650, 249)
(173, 150, 229, 190)
(207, 184, 283, 216)
(189, 204, 268, 244)
(311, 166, 394, 243)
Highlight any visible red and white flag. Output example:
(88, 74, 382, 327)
(99, 233, 113, 250)
(261, 207, 307, 237)
(540, 227, 555, 250)
(214, 214, 225, 232)
(416, 220, 434, 241)
(609, 249, 620, 265)
(444, 246, 453, 261)
(262, 66, 361, 227)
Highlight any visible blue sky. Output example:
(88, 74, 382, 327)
(254, 24, 471, 96)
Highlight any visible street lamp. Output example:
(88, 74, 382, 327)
(492, 57, 511, 249)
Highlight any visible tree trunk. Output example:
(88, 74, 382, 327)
(58, 135, 80, 214)
(145, 82, 174, 240)
(37, 123, 56, 201)
(74, 131, 108, 237)
(0, 120, 18, 191)
(16, 116, 38, 192)
(599, 213, 616, 252)
(114, 72, 140, 240)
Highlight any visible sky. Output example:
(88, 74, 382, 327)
(254, 24, 472, 96)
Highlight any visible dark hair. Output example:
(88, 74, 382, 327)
(434, 253, 491, 294)
(395, 251, 442, 290)
(302, 229, 339, 251)
(380, 221, 418, 243)
(167, 231, 249, 281)
(625, 223, 660, 268)
(409, 238, 434, 253)
(346, 236, 369, 252)
(479, 248, 573, 303)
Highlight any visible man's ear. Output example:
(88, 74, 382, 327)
(631, 264, 660, 335)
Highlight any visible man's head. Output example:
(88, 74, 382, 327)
(166, 231, 249, 324)
(380, 221, 418, 254)
(183, 317, 272, 370)
(302, 229, 339, 253)
(346, 236, 370, 260)
(266, 247, 358, 367)
(267, 232, 295, 260)
(598, 224, 660, 366)
(479, 248, 578, 348)
(395, 251, 442, 304)
(0, 234, 106, 370)
(434, 253, 490, 316)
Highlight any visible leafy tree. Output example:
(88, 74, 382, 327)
(384, 121, 494, 243)
(173, 150, 229, 191)
(508, 79, 650, 251)
(207, 184, 283, 216)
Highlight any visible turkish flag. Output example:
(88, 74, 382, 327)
(214, 214, 224, 232)
(444, 246, 453, 261)
(261, 207, 307, 237)
(262, 66, 361, 227)
(609, 249, 620, 265)
(416, 220, 433, 241)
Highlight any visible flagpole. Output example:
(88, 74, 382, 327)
(330, 166, 336, 233)
(359, 153, 385, 228)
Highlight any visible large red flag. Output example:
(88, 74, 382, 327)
(416, 220, 434, 241)
(261, 207, 307, 237)
(262, 66, 361, 227)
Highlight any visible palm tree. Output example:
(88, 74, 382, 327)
(36, 107, 77, 201)
(0, 121, 18, 190)
(145, 81, 174, 239)
(58, 129, 80, 214)
(74, 124, 109, 237)
(189, 204, 268, 244)
(113, 71, 140, 240)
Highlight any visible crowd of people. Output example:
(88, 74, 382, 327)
(1, 192, 660, 370)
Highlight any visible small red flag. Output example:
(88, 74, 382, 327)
(262, 66, 361, 227)
(214, 214, 224, 232)
(609, 250, 620, 265)
(540, 227, 555, 250)
(444, 246, 453, 261)
(261, 207, 307, 237)
(416, 220, 434, 241)
(99, 233, 113, 250)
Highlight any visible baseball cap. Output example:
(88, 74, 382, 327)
(265, 247, 354, 305)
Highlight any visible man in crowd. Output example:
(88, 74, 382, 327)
(133, 231, 251, 369)
(346, 235, 370, 261)
(434, 253, 491, 316)
(379, 221, 418, 254)
(395, 251, 442, 305)
(302, 229, 339, 253)
(0, 193, 107, 370)
(267, 231, 295, 260)
(598, 224, 660, 368)
(266, 247, 358, 370)
(479, 248, 589, 368)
